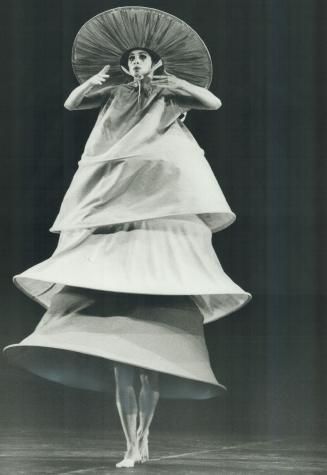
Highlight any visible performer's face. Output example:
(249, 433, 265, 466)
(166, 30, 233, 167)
(128, 49, 152, 77)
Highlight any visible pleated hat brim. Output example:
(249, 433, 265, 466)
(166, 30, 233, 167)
(72, 6, 212, 88)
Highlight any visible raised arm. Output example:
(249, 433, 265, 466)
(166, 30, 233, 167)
(64, 65, 111, 110)
(151, 73, 222, 110)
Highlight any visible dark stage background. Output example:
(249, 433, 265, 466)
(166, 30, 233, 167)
(1, 0, 326, 437)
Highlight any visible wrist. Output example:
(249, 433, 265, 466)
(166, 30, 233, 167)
(177, 78, 189, 92)
(83, 80, 95, 97)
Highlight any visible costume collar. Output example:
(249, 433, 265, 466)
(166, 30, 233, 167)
(120, 59, 163, 103)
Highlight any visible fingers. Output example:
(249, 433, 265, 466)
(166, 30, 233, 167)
(152, 77, 168, 83)
(152, 83, 168, 87)
(99, 64, 110, 73)
(151, 79, 169, 86)
(152, 75, 174, 86)
(151, 82, 167, 86)
(94, 65, 111, 81)
(92, 65, 110, 85)
(98, 66, 110, 78)
(152, 73, 175, 78)
(91, 77, 107, 85)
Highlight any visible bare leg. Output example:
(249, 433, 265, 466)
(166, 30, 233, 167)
(137, 369, 160, 462)
(114, 363, 141, 468)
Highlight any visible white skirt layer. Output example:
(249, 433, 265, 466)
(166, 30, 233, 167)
(49, 154, 236, 234)
(4, 288, 227, 399)
(14, 214, 252, 324)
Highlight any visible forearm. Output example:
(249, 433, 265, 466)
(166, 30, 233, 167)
(64, 80, 97, 110)
(176, 80, 222, 110)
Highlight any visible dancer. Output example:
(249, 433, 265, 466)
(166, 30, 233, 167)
(3, 7, 252, 469)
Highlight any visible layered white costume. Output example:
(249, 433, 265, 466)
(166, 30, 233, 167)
(4, 83, 252, 399)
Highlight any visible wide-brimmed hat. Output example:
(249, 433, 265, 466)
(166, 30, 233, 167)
(72, 6, 212, 89)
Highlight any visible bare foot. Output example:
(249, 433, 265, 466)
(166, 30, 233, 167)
(116, 447, 141, 468)
(137, 428, 149, 463)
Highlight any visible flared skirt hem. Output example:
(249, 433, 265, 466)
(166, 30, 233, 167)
(13, 214, 252, 324)
(3, 287, 228, 399)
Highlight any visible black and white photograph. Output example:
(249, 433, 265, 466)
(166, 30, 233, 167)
(1, 0, 326, 473)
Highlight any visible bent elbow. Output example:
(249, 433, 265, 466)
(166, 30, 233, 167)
(213, 98, 222, 110)
(206, 98, 222, 110)
(64, 97, 79, 110)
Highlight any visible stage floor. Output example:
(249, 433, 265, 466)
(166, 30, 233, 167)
(0, 429, 326, 474)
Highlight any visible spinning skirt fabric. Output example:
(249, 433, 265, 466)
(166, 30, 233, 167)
(4, 214, 252, 398)
(12, 215, 252, 324)
(4, 286, 227, 399)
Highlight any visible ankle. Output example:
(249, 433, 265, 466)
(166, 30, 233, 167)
(137, 427, 149, 438)
(126, 443, 138, 452)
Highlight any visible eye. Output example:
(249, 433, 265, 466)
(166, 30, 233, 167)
(129, 55, 135, 62)
(140, 54, 147, 60)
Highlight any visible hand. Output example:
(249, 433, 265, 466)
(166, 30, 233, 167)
(151, 73, 185, 91)
(87, 65, 110, 87)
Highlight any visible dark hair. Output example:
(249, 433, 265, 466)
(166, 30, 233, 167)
(120, 47, 165, 75)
